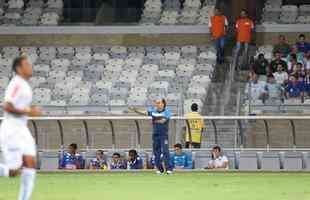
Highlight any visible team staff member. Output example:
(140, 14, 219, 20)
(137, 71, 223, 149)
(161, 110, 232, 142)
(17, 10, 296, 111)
(209, 8, 228, 64)
(235, 9, 254, 59)
(185, 103, 205, 148)
(130, 99, 173, 174)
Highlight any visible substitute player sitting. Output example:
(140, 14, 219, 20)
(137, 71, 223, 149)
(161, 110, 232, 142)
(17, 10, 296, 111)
(89, 150, 108, 170)
(170, 143, 192, 170)
(127, 149, 144, 170)
(59, 143, 85, 170)
(0, 56, 43, 200)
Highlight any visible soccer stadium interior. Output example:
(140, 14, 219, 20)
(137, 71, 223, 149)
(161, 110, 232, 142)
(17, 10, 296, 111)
(0, 0, 310, 176)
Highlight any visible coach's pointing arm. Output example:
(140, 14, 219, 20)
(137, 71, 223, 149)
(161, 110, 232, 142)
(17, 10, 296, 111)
(128, 107, 148, 116)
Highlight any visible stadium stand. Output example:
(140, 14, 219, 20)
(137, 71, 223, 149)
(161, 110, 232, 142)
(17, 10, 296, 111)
(0, 0, 63, 26)
(261, 0, 310, 24)
(0, 45, 215, 115)
(140, 0, 216, 25)
(0, 0, 310, 174)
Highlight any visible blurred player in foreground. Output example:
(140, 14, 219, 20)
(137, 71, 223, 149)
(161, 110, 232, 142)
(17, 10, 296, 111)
(130, 99, 173, 174)
(0, 56, 43, 200)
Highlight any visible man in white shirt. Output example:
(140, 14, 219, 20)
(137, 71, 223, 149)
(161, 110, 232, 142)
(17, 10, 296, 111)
(0, 56, 43, 200)
(246, 73, 267, 101)
(273, 63, 289, 85)
(206, 146, 229, 170)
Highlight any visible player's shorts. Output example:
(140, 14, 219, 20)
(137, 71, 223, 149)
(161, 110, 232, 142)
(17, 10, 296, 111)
(0, 120, 36, 170)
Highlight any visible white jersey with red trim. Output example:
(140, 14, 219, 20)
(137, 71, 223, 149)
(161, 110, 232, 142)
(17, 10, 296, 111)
(3, 75, 32, 126)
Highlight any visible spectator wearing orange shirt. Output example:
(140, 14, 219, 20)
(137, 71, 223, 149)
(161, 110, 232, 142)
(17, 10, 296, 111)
(235, 9, 254, 60)
(209, 8, 228, 64)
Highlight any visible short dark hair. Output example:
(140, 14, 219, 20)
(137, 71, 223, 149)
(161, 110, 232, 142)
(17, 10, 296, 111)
(297, 62, 303, 66)
(12, 56, 27, 73)
(191, 103, 198, 112)
(174, 143, 182, 149)
(258, 53, 264, 58)
(274, 51, 281, 55)
(299, 34, 305, 38)
(213, 145, 221, 152)
(97, 150, 104, 155)
(241, 9, 248, 14)
(162, 98, 167, 108)
(128, 149, 137, 156)
(112, 152, 121, 158)
(69, 143, 78, 150)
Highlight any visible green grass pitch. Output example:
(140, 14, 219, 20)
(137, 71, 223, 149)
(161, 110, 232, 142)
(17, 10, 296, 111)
(0, 172, 310, 200)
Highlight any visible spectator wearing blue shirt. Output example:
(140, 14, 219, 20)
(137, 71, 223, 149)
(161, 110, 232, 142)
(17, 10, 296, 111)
(89, 150, 108, 170)
(285, 75, 304, 102)
(109, 152, 127, 170)
(127, 149, 144, 170)
(296, 34, 310, 54)
(170, 144, 192, 170)
(59, 143, 85, 170)
(130, 98, 173, 175)
(303, 69, 310, 97)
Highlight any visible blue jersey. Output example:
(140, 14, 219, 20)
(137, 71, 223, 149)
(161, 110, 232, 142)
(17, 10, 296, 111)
(127, 156, 143, 170)
(90, 158, 108, 170)
(170, 152, 192, 169)
(60, 152, 85, 169)
(296, 42, 310, 54)
(148, 107, 171, 136)
(286, 81, 305, 97)
(110, 160, 127, 170)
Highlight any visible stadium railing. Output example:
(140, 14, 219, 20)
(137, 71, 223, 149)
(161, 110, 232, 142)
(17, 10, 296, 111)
(2, 115, 310, 170)
(0, 115, 309, 151)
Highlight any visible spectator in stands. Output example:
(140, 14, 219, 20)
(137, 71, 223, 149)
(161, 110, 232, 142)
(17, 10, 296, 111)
(290, 62, 305, 80)
(285, 75, 304, 102)
(273, 63, 289, 85)
(286, 45, 304, 64)
(304, 51, 310, 69)
(89, 150, 108, 170)
(59, 143, 85, 170)
(252, 53, 269, 76)
(287, 54, 298, 74)
(272, 35, 291, 57)
(246, 72, 267, 101)
(209, 7, 228, 64)
(127, 149, 144, 170)
(303, 69, 310, 97)
(109, 152, 127, 170)
(265, 75, 283, 100)
(235, 9, 254, 58)
(296, 34, 310, 54)
(184, 103, 205, 149)
(169, 144, 192, 170)
(206, 146, 229, 170)
(270, 51, 288, 73)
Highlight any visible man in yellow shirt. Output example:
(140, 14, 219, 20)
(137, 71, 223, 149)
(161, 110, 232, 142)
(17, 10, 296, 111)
(184, 103, 206, 148)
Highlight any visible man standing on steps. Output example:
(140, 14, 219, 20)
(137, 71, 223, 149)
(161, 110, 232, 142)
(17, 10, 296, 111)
(234, 9, 254, 62)
(209, 8, 228, 65)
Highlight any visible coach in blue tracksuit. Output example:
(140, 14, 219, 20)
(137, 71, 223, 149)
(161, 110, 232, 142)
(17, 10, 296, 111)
(130, 98, 173, 174)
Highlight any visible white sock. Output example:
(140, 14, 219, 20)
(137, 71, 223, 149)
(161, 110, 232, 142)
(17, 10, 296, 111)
(0, 163, 9, 177)
(18, 168, 36, 200)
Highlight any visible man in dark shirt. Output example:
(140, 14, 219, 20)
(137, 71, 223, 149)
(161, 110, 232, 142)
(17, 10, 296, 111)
(296, 34, 310, 54)
(273, 35, 291, 57)
(253, 53, 269, 75)
(270, 51, 288, 73)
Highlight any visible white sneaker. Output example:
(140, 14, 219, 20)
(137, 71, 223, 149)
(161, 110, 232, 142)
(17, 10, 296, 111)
(166, 170, 173, 175)
(156, 170, 163, 175)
